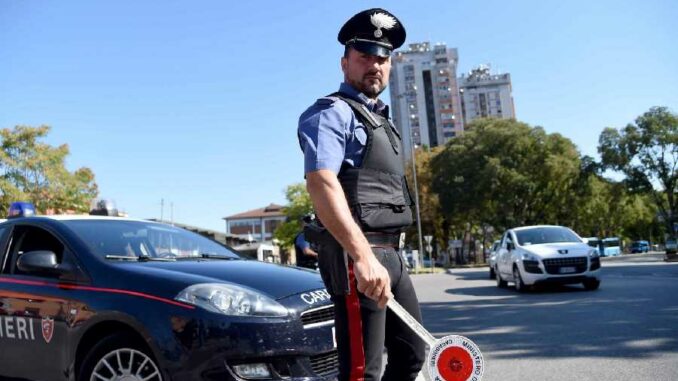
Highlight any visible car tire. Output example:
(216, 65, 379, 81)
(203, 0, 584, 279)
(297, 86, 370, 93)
(78, 333, 162, 381)
(513, 265, 527, 292)
(583, 279, 601, 291)
(496, 268, 508, 288)
(489, 266, 496, 279)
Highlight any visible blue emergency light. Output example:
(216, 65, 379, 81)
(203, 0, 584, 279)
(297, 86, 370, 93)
(8, 201, 36, 218)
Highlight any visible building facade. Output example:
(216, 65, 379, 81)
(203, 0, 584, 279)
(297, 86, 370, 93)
(458, 64, 515, 124)
(389, 42, 464, 161)
(223, 203, 286, 242)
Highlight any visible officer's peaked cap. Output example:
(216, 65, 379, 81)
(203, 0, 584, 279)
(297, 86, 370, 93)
(338, 8, 406, 58)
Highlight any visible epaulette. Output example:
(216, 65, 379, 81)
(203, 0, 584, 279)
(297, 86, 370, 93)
(315, 96, 339, 106)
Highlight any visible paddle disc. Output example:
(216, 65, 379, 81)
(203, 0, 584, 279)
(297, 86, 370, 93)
(427, 335, 484, 381)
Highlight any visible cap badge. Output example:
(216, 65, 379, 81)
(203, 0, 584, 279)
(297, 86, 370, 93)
(370, 12, 397, 38)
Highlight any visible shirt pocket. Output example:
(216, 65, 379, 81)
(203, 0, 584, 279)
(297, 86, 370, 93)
(353, 126, 368, 147)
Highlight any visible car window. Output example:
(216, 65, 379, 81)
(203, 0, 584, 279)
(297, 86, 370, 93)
(5, 226, 64, 276)
(515, 227, 581, 245)
(0, 227, 8, 272)
(63, 220, 240, 260)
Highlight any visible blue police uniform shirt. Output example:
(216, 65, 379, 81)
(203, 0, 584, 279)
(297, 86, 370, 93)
(298, 82, 389, 175)
(295, 232, 310, 251)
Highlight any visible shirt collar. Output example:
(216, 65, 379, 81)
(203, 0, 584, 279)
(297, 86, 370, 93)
(339, 82, 388, 116)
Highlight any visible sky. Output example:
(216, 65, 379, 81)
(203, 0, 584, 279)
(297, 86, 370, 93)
(1, 0, 676, 232)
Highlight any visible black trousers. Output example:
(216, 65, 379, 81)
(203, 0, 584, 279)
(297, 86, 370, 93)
(323, 246, 426, 381)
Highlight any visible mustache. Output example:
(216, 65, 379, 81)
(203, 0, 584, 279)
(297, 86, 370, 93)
(363, 72, 382, 80)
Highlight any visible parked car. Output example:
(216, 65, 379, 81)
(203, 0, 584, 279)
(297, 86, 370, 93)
(666, 239, 678, 255)
(495, 225, 601, 292)
(0, 214, 337, 380)
(488, 240, 501, 279)
(630, 240, 650, 253)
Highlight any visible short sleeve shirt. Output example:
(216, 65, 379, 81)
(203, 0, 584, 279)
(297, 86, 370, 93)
(297, 83, 389, 175)
(294, 232, 310, 251)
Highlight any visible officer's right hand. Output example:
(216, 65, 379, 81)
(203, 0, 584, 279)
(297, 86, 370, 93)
(353, 255, 392, 309)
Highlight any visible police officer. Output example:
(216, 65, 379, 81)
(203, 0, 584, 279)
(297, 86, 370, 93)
(294, 216, 319, 269)
(297, 8, 425, 381)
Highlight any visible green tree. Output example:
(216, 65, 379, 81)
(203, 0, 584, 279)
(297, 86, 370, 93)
(431, 118, 582, 233)
(405, 146, 446, 257)
(0, 125, 98, 215)
(273, 183, 313, 249)
(598, 107, 677, 239)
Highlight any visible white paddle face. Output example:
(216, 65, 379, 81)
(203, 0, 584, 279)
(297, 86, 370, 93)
(427, 335, 484, 381)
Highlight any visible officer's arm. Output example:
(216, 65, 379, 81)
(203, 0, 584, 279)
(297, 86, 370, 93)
(306, 169, 392, 308)
(303, 247, 318, 257)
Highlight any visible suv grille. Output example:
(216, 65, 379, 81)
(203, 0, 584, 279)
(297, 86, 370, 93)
(543, 257, 588, 275)
(300, 305, 334, 328)
(310, 350, 339, 377)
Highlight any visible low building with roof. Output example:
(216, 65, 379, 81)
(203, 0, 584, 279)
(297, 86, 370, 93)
(223, 203, 286, 242)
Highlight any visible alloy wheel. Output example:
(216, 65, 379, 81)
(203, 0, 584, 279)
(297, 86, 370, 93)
(90, 348, 162, 381)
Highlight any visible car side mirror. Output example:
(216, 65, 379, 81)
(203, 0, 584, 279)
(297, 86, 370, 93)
(507, 242, 515, 251)
(16, 250, 70, 275)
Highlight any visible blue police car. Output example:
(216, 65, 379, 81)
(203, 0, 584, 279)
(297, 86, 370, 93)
(0, 209, 337, 380)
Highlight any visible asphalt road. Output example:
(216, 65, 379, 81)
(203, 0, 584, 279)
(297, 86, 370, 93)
(410, 254, 678, 381)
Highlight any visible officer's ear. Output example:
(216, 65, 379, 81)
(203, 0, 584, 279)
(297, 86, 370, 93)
(341, 55, 348, 75)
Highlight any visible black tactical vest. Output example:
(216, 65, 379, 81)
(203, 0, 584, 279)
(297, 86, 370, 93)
(331, 92, 414, 233)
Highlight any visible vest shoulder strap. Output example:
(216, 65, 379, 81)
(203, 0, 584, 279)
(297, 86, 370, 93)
(329, 92, 399, 154)
(328, 92, 382, 129)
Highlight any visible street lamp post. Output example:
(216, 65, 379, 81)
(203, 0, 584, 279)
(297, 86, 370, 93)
(395, 88, 425, 270)
(410, 138, 425, 271)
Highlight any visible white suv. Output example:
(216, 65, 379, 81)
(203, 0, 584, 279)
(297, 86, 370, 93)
(495, 225, 601, 291)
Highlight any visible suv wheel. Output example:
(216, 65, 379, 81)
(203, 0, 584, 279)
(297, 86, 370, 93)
(489, 266, 496, 279)
(78, 333, 162, 381)
(583, 279, 601, 291)
(513, 266, 527, 292)
(496, 268, 508, 288)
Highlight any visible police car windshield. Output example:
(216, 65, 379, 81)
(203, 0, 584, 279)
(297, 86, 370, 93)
(63, 220, 241, 260)
(515, 227, 581, 246)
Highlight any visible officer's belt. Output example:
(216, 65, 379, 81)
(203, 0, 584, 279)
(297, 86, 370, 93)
(364, 232, 400, 248)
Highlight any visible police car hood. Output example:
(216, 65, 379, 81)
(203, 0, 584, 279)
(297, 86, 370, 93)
(121, 260, 326, 300)
(520, 242, 591, 258)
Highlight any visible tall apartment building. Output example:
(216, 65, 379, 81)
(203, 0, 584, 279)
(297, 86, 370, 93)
(389, 42, 464, 161)
(458, 64, 515, 124)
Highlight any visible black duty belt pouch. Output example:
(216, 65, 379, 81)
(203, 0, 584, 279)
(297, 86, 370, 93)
(304, 222, 349, 295)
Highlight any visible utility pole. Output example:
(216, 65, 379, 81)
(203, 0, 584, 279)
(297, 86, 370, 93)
(160, 198, 164, 222)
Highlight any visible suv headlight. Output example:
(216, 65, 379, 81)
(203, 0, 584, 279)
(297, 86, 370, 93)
(588, 249, 599, 258)
(175, 283, 289, 317)
(521, 253, 539, 262)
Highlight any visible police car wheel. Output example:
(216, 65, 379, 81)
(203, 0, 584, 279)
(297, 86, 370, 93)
(78, 333, 162, 381)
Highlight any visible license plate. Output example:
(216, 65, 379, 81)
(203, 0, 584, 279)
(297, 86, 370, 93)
(560, 266, 576, 274)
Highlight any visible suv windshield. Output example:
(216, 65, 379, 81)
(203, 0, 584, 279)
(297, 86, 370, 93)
(63, 220, 241, 260)
(515, 227, 581, 246)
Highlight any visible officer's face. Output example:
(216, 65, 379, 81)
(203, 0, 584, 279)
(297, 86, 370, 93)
(341, 48, 391, 99)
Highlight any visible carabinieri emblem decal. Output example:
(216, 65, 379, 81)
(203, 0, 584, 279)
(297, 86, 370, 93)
(370, 12, 397, 38)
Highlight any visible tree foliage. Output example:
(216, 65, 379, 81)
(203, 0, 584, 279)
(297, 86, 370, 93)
(431, 118, 581, 233)
(0, 125, 98, 215)
(404, 146, 446, 253)
(598, 106, 677, 238)
(273, 183, 313, 249)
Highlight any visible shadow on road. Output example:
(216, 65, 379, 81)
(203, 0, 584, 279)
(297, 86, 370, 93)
(418, 266, 678, 361)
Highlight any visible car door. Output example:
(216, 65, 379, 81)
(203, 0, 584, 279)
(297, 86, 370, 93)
(497, 232, 509, 277)
(0, 223, 79, 380)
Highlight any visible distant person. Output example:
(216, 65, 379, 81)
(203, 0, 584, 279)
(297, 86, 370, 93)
(295, 217, 318, 269)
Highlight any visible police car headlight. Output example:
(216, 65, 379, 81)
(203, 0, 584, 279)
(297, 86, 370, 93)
(588, 249, 599, 258)
(175, 283, 288, 317)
